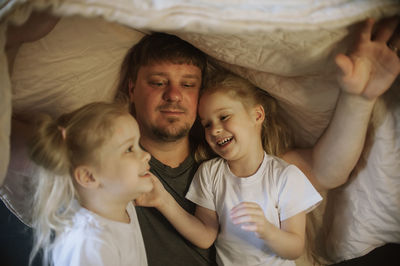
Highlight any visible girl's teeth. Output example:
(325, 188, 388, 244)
(218, 137, 232, 145)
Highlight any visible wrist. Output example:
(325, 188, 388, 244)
(340, 91, 376, 111)
(259, 220, 277, 242)
(157, 190, 175, 212)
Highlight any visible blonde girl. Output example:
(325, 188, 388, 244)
(137, 72, 322, 266)
(29, 102, 153, 266)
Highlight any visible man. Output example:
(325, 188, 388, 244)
(116, 33, 217, 265)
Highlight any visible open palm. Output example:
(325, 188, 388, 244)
(336, 18, 400, 100)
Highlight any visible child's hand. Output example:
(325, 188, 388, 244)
(336, 17, 400, 100)
(135, 174, 167, 208)
(230, 202, 273, 239)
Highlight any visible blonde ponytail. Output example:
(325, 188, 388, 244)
(28, 114, 77, 266)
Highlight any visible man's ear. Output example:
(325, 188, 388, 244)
(254, 104, 265, 125)
(128, 78, 135, 102)
(74, 166, 99, 189)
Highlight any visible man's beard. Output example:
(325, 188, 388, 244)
(150, 119, 192, 142)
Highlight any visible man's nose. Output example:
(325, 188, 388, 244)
(163, 83, 182, 102)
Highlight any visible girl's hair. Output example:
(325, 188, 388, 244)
(195, 72, 294, 162)
(28, 101, 129, 265)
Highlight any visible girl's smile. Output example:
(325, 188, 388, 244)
(198, 91, 265, 176)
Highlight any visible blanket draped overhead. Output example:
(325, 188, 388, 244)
(1, 1, 400, 265)
(1, 0, 399, 182)
(0, 2, 399, 261)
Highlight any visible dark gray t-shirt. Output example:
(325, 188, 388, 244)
(136, 154, 217, 266)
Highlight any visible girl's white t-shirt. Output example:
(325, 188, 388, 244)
(187, 153, 322, 266)
(52, 201, 147, 266)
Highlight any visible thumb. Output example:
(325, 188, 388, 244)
(335, 53, 353, 80)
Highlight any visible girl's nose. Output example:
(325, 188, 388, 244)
(211, 125, 222, 136)
(142, 150, 151, 162)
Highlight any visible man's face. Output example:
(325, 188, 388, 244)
(130, 62, 202, 142)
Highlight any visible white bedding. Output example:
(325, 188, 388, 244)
(0, 0, 399, 265)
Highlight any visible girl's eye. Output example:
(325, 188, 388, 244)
(220, 115, 229, 121)
(126, 145, 134, 153)
(202, 122, 211, 129)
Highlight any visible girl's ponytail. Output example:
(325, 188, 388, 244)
(29, 114, 70, 175)
(29, 114, 76, 266)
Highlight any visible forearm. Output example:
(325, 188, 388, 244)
(311, 91, 375, 189)
(157, 194, 217, 249)
(260, 222, 304, 260)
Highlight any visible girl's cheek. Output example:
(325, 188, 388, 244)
(205, 134, 212, 145)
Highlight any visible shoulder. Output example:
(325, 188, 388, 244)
(62, 207, 116, 244)
(53, 218, 118, 265)
(281, 149, 310, 168)
(191, 157, 227, 189)
(280, 148, 323, 190)
(264, 153, 310, 186)
(281, 149, 313, 177)
(197, 157, 226, 174)
(263, 153, 291, 175)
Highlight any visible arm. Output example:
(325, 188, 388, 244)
(283, 93, 375, 191)
(230, 202, 305, 259)
(283, 17, 400, 191)
(135, 175, 219, 249)
(160, 200, 219, 249)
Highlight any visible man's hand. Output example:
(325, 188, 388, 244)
(335, 17, 400, 100)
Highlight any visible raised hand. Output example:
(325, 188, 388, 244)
(335, 17, 400, 100)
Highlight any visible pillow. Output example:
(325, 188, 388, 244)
(11, 15, 144, 117)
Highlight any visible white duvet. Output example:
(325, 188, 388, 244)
(0, 0, 399, 265)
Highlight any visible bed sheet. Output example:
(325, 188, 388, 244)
(0, 1, 399, 264)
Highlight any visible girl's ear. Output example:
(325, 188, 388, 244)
(254, 104, 265, 125)
(74, 166, 100, 189)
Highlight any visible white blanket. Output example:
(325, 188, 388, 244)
(0, 0, 399, 265)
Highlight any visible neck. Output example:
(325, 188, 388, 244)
(79, 191, 130, 223)
(140, 135, 191, 168)
(228, 147, 264, 178)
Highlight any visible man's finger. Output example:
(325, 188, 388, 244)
(373, 17, 399, 43)
(335, 53, 353, 79)
(358, 18, 375, 43)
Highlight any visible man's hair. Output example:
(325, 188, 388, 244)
(116, 32, 207, 100)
